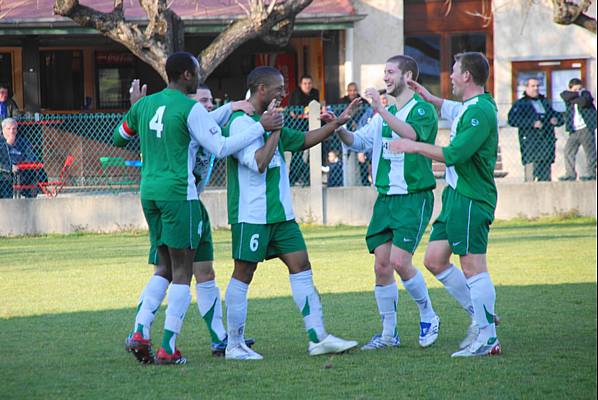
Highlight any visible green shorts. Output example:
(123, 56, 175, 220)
(147, 200, 213, 264)
(429, 186, 495, 255)
(142, 198, 201, 250)
(366, 191, 434, 254)
(231, 220, 307, 263)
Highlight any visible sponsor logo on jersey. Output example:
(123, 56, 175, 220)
(471, 118, 479, 127)
(417, 108, 425, 116)
(209, 127, 219, 135)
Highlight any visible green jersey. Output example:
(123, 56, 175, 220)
(223, 111, 305, 224)
(441, 93, 498, 211)
(349, 94, 437, 194)
(113, 89, 264, 201)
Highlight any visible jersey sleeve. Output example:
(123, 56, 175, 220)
(209, 103, 233, 127)
(229, 116, 262, 172)
(113, 101, 139, 147)
(348, 116, 378, 152)
(187, 103, 264, 158)
(407, 103, 438, 144)
(280, 128, 305, 153)
(442, 108, 491, 166)
(440, 100, 463, 124)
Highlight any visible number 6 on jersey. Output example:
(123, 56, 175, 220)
(150, 106, 166, 138)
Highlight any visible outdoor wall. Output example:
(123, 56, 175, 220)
(0, 182, 595, 236)
(493, 0, 598, 109)
(351, 0, 404, 91)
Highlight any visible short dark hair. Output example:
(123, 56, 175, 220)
(165, 52, 198, 83)
(454, 52, 489, 87)
(386, 55, 419, 80)
(198, 83, 210, 90)
(568, 78, 583, 88)
(300, 74, 312, 82)
(247, 66, 282, 94)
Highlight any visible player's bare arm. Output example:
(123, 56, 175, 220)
(320, 97, 361, 147)
(365, 87, 418, 141)
(254, 100, 282, 173)
(231, 100, 255, 115)
(406, 78, 444, 110)
(390, 139, 446, 163)
(302, 98, 359, 150)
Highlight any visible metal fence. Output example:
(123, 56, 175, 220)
(1, 100, 595, 199)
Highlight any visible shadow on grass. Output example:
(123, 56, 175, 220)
(1, 283, 596, 400)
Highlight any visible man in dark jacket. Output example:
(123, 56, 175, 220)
(287, 75, 319, 186)
(0, 84, 19, 122)
(559, 78, 596, 181)
(508, 78, 564, 181)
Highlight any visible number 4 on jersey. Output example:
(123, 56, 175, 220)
(149, 106, 166, 138)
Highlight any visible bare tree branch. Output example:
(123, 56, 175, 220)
(197, 0, 313, 82)
(551, 0, 596, 33)
(54, 0, 313, 83)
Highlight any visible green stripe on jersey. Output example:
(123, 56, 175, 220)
(223, 111, 304, 224)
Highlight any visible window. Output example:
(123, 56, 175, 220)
(511, 59, 587, 111)
(95, 52, 135, 109)
(405, 0, 493, 99)
(0, 52, 13, 93)
(40, 50, 84, 110)
(405, 35, 441, 96)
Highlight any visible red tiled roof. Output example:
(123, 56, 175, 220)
(0, 0, 356, 22)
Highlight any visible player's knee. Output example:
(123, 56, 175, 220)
(154, 265, 172, 282)
(423, 253, 447, 275)
(374, 259, 393, 279)
(193, 262, 215, 282)
(389, 252, 411, 272)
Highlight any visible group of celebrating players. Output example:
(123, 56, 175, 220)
(115, 50, 501, 365)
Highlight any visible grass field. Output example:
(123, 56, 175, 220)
(1, 217, 596, 400)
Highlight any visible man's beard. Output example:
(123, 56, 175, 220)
(389, 78, 406, 97)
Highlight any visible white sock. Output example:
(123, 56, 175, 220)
(163, 284, 192, 354)
(289, 269, 328, 343)
(133, 275, 169, 339)
(225, 278, 249, 347)
(374, 282, 398, 338)
(402, 270, 436, 322)
(467, 272, 497, 341)
(196, 280, 227, 343)
(436, 264, 475, 317)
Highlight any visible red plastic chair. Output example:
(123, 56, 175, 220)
(38, 155, 75, 198)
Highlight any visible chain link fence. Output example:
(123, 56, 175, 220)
(1, 100, 595, 199)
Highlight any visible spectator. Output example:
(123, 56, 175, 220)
(0, 118, 44, 198)
(508, 78, 564, 182)
(559, 78, 597, 181)
(323, 150, 343, 187)
(357, 151, 372, 186)
(339, 82, 362, 105)
(0, 83, 19, 122)
(339, 83, 363, 132)
(287, 75, 319, 186)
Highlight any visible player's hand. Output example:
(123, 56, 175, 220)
(406, 78, 433, 102)
(259, 100, 284, 131)
(533, 120, 543, 129)
(320, 110, 336, 124)
(232, 100, 255, 115)
(365, 88, 382, 111)
(334, 97, 361, 127)
(389, 138, 416, 154)
(549, 117, 558, 126)
(129, 79, 147, 105)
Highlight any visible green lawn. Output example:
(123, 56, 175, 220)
(0, 218, 596, 399)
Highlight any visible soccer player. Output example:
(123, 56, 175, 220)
(222, 66, 359, 360)
(138, 82, 258, 357)
(332, 55, 441, 350)
(115, 52, 283, 365)
(390, 52, 501, 357)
